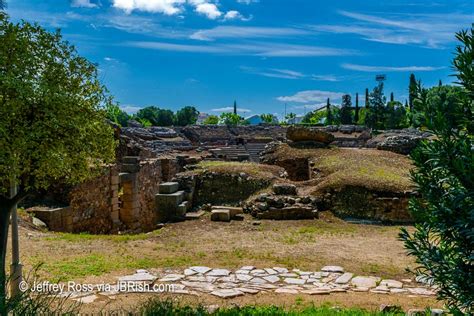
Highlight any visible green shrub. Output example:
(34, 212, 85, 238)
(400, 28, 474, 315)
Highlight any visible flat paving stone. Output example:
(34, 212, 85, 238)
(159, 274, 185, 282)
(73, 294, 98, 304)
(240, 266, 255, 271)
(263, 275, 280, 283)
(219, 276, 238, 283)
(184, 269, 198, 276)
(284, 278, 306, 285)
(207, 269, 231, 277)
(407, 288, 436, 296)
(236, 274, 253, 282)
(118, 272, 157, 283)
(390, 288, 408, 294)
(250, 269, 266, 275)
(280, 273, 298, 278)
(380, 279, 403, 289)
(210, 289, 243, 298)
(187, 276, 207, 282)
(264, 268, 278, 275)
(273, 267, 288, 273)
(335, 273, 353, 284)
(236, 288, 260, 294)
(321, 266, 344, 273)
(189, 266, 212, 274)
(275, 288, 299, 294)
(250, 277, 267, 284)
(351, 276, 378, 289)
(298, 271, 312, 276)
(235, 270, 250, 275)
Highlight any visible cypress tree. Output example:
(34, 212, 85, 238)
(354, 93, 360, 124)
(326, 98, 333, 125)
(409, 73, 417, 112)
(390, 92, 394, 102)
(233, 100, 237, 115)
(365, 88, 369, 108)
(340, 94, 353, 125)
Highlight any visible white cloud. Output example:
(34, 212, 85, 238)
(311, 10, 472, 49)
(223, 10, 251, 21)
(277, 90, 346, 103)
(112, 0, 186, 15)
(211, 107, 252, 113)
(311, 74, 341, 82)
(241, 66, 343, 81)
(190, 26, 308, 41)
(193, 2, 222, 19)
(120, 104, 142, 114)
(241, 66, 305, 79)
(341, 63, 445, 72)
(237, 0, 259, 4)
(126, 41, 228, 53)
(126, 40, 359, 57)
(71, 0, 98, 8)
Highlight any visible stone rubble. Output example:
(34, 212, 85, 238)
(59, 265, 439, 304)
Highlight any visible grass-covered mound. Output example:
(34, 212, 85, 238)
(263, 145, 415, 222)
(180, 161, 284, 206)
(194, 161, 285, 180)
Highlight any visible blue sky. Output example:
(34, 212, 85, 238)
(6, 0, 473, 118)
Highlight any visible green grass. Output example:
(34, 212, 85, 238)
(280, 224, 358, 245)
(45, 229, 162, 243)
(191, 161, 283, 180)
(136, 299, 415, 315)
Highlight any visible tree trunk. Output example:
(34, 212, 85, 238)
(0, 191, 26, 315)
(0, 201, 12, 315)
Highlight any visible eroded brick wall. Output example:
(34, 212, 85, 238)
(51, 158, 181, 234)
(68, 166, 119, 233)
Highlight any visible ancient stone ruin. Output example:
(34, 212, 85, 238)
(26, 125, 429, 233)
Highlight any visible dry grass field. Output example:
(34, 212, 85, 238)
(11, 211, 442, 313)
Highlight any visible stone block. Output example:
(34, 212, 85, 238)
(110, 175, 120, 185)
(156, 191, 184, 207)
(119, 172, 135, 182)
(211, 209, 231, 222)
(121, 163, 140, 173)
(212, 206, 243, 218)
(110, 211, 120, 222)
(122, 200, 140, 209)
(122, 156, 140, 164)
(273, 183, 297, 195)
(177, 202, 188, 217)
(159, 182, 179, 194)
(185, 211, 205, 220)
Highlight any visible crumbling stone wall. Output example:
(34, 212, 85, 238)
(316, 186, 413, 224)
(177, 172, 272, 207)
(68, 166, 119, 233)
(34, 157, 181, 234)
(136, 159, 163, 231)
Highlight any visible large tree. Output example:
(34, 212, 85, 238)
(0, 14, 116, 310)
(175, 106, 199, 126)
(400, 28, 473, 314)
(340, 94, 353, 125)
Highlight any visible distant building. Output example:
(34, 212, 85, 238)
(245, 114, 279, 125)
(196, 112, 210, 125)
(245, 115, 263, 125)
(287, 115, 304, 124)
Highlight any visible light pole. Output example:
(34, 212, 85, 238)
(9, 183, 22, 299)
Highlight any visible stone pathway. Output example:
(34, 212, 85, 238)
(60, 266, 437, 304)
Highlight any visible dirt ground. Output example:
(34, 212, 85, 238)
(11, 212, 442, 313)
